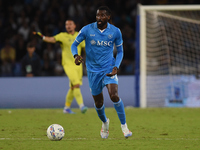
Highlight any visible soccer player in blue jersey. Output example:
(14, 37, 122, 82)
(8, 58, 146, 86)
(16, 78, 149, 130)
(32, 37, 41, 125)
(71, 6, 132, 138)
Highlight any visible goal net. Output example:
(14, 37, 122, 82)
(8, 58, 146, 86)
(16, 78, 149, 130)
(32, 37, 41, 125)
(136, 5, 200, 108)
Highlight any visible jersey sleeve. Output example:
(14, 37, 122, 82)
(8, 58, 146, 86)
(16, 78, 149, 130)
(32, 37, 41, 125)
(115, 28, 123, 47)
(114, 28, 123, 68)
(79, 40, 85, 49)
(115, 45, 123, 69)
(53, 33, 62, 42)
(71, 27, 87, 56)
(75, 26, 87, 43)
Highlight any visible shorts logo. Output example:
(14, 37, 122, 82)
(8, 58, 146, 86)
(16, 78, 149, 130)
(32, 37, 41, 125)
(108, 34, 113, 39)
(111, 75, 118, 81)
(90, 40, 96, 45)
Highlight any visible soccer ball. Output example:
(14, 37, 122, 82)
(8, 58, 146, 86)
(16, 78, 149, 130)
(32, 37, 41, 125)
(47, 124, 65, 141)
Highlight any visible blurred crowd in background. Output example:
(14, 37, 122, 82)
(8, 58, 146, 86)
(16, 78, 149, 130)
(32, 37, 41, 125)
(0, 0, 199, 77)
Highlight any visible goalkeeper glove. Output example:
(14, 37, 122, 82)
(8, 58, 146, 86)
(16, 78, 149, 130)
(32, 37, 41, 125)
(74, 54, 83, 65)
(33, 32, 45, 40)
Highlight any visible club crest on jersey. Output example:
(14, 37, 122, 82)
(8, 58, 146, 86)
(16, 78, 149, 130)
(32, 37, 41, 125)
(108, 34, 113, 39)
(90, 40, 96, 45)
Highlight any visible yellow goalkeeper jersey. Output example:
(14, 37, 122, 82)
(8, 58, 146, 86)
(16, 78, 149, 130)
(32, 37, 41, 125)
(54, 32, 85, 66)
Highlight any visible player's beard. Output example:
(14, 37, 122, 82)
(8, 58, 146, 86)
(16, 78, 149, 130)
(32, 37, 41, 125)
(97, 21, 106, 29)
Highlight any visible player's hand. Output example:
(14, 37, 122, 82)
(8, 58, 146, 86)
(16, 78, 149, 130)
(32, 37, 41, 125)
(33, 32, 44, 39)
(106, 67, 118, 77)
(74, 55, 83, 65)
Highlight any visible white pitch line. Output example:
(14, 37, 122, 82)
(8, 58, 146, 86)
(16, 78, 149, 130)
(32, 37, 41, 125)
(0, 137, 88, 140)
(0, 137, 199, 141)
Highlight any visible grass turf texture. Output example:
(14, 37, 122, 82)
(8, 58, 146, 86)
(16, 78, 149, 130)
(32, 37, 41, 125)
(0, 108, 200, 150)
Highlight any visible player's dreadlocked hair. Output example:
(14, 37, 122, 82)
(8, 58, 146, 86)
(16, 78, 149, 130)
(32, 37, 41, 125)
(97, 6, 112, 24)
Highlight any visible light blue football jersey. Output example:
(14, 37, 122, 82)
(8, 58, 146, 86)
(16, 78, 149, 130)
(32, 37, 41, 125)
(72, 22, 123, 72)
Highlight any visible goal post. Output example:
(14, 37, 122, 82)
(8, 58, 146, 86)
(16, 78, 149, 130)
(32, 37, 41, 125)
(136, 4, 200, 108)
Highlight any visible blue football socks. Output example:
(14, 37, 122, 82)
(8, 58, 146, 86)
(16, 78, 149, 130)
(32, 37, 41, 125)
(95, 104, 107, 123)
(113, 99, 126, 125)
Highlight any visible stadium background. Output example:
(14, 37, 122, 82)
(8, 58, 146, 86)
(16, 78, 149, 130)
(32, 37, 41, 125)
(0, 0, 199, 108)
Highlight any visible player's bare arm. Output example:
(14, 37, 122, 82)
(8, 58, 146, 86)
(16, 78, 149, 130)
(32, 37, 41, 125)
(33, 32, 56, 43)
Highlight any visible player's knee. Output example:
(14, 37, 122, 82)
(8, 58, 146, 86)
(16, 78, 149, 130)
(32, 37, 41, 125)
(95, 101, 103, 108)
(71, 84, 80, 90)
(110, 94, 119, 102)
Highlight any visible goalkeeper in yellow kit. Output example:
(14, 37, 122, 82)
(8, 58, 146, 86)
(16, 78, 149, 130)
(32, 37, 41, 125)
(33, 20, 87, 114)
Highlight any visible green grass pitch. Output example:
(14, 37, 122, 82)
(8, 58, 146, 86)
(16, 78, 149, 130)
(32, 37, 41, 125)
(0, 108, 200, 150)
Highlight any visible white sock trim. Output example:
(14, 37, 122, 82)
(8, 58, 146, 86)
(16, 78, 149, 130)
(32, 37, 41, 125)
(94, 104, 104, 110)
(113, 99, 122, 105)
(79, 104, 84, 109)
(64, 106, 70, 109)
